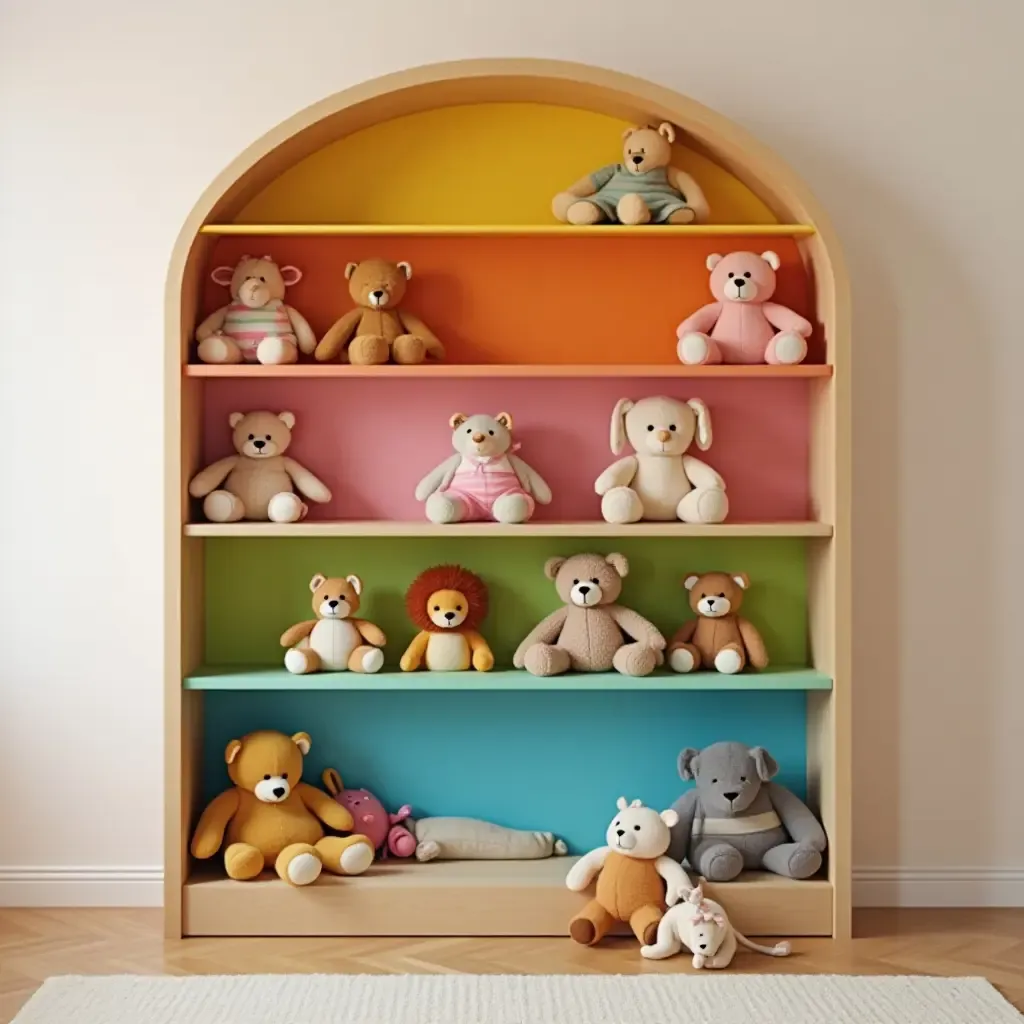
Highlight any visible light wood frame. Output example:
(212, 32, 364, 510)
(165, 58, 850, 939)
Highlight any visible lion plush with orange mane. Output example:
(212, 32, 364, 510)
(400, 565, 494, 672)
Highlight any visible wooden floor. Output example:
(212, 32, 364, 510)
(0, 909, 1022, 1022)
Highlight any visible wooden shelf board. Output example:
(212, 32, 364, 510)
(185, 363, 833, 379)
(199, 223, 817, 238)
(183, 666, 831, 691)
(184, 520, 833, 539)
(183, 856, 832, 937)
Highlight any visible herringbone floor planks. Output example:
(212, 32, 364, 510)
(0, 908, 1021, 1022)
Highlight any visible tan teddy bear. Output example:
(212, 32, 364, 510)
(314, 258, 445, 366)
(513, 552, 665, 676)
(281, 573, 386, 675)
(188, 411, 331, 523)
(195, 256, 315, 365)
(667, 572, 769, 675)
(552, 123, 710, 226)
(190, 729, 375, 886)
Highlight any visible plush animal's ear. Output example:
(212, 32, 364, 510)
(610, 398, 634, 454)
(544, 556, 566, 580)
(687, 398, 712, 451)
(322, 768, 342, 795)
(606, 552, 629, 577)
(495, 411, 513, 431)
(732, 573, 750, 590)
(683, 574, 701, 591)
(706, 253, 723, 271)
(344, 262, 359, 280)
(621, 125, 639, 140)
(292, 732, 312, 755)
(397, 261, 413, 280)
(660, 808, 679, 828)
(345, 574, 362, 595)
(761, 250, 781, 271)
(678, 747, 700, 780)
(279, 265, 302, 287)
(750, 746, 779, 781)
(225, 739, 242, 764)
(657, 122, 676, 143)
(278, 411, 296, 430)
(228, 412, 245, 429)
(211, 265, 235, 286)
(309, 573, 326, 593)
(449, 412, 468, 430)
(629, 799, 643, 808)
(616, 796, 628, 810)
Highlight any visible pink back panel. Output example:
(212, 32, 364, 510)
(200, 379, 810, 522)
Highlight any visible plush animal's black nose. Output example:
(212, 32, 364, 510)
(699, 943, 707, 949)
(631, 154, 643, 165)
(328, 600, 338, 608)
(444, 611, 455, 620)
(578, 585, 590, 595)
(734, 278, 745, 287)
(706, 597, 715, 606)
(253, 439, 266, 449)
(724, 791, 739, 801)
(616, 829, 625, 837)
(371, 289, 385, 298)
(273, 786, 285, 798)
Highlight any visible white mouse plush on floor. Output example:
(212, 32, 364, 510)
(640, 884, 791, 968)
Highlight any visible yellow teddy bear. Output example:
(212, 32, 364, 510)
(190, 730, 374, 886)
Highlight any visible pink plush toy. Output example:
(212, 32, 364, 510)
(676, 251, 812, 366)
(322, 770, 416, 860)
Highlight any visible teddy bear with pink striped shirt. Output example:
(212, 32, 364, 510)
(414, 412, 552, 524)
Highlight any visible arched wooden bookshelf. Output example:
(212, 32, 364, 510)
(165, 59, 850, 940)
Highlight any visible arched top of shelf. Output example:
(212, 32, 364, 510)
(168, 60, 847, 366)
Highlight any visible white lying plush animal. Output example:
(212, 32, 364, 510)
(640, 884, 791, 968)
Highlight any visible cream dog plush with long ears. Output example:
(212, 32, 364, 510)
(594, 395, 728, 524)
(641, 884, 791, 968)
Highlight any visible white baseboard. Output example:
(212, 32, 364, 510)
(854, 867, 1024, 908)
(0, 867, 163, 908)
(2, 865, 1022, 909)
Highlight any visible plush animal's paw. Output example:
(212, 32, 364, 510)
(524, 644, 570, 677)
(786, 843, 823, 879)
(568, 917, 598, 944)
(616, 193, 651, 225)
(601, 486, 643, 525)
(267, 491, 306, 523)
(667, 206, 697, 224)
(197, 333, 243, 365)
(688, 488, 729, 525)
(613, 643, 658, 677)
(425, 492, 463, 524)
(348, 334, 390, 365)
(391, 334, 427, 365)
(256, 336, 299, 365)
(669, 647, 696, 673)
(472, 647, 495, 672)
(768, 330, 808, 365)
(339, 841, 374, 876)
(677, 332, 711, 365)
(203, 489, 245, 523)
(284, 648, 315, 675)
(361, 648, 384, 673)
(714, 646, 744, 675)
(287, 852, 323, 887)
(565, 200, 603, 225)
(692, 953, 706, 969)
(415, 840, 440, 863)
(700, 842, 744, 882)
(492, 491, 533, 524)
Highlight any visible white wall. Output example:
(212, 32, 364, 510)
(1, 0, 1021, 908)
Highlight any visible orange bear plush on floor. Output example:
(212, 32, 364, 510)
(190, 730, 374, 886)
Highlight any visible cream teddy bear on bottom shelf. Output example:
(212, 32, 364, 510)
(641, 884, 791, 968)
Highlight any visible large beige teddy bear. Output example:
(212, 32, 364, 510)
(552, 123, 710, 226)
(196, 256, 315, 365)
(188, 411, 331, 522)
(190, 729, 374, 886)
(315, 258, 445, 366)
(594, 396, 728, 524)
(513, 552, 665, 676)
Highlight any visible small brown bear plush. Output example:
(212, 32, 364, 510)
(315, 258, 445, 366)
(190, 729, 374, 886)
(667, 572, 768, 675)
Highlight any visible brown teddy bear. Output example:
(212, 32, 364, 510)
(190, 729, 375, 886)
(667, 572, 769, 675)
(281, 573, 386, 674)
(513, 553, 665, 676)
(314, 258, 445, 365)
(552, 123, 710, 226)
(188, 410, 331, 523)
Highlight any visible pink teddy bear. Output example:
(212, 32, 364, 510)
(676, 251, 812, 366)
(322, 770, 417, 860)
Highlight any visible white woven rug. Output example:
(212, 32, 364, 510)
(12, 973, 1021, 1023)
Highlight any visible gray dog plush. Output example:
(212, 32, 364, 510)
(668, 741, 826, 881)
